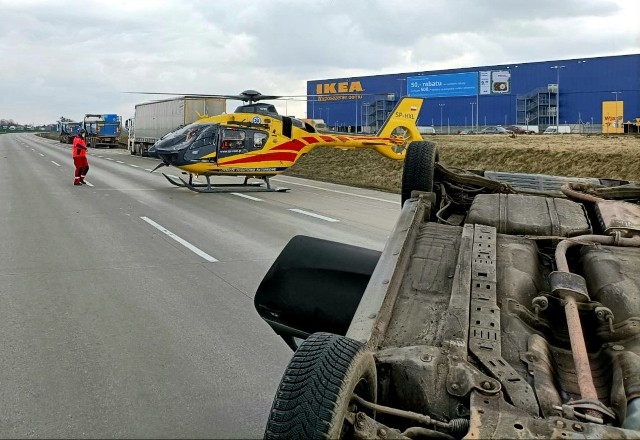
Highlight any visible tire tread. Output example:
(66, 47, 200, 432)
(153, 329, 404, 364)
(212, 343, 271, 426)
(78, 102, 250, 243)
(264, 333, 367, 439)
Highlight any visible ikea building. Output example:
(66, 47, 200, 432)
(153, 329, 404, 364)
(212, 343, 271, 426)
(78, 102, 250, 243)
(306, 54, 639, 134)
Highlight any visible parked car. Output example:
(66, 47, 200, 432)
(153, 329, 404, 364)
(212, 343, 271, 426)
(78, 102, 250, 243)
(480, 126, 513, 134)
(507, 125, 537, 134)
(543, 125, 571, 134)
(418, 126, 436, 136)
(458, 129, 477, 135)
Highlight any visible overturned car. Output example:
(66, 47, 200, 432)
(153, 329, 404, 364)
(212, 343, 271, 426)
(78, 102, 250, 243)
(255, 141, 640, 439)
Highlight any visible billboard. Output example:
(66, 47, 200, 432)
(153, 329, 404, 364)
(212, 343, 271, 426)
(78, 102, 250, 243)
(407, 72, 479, 98)
(602, 100, 624, 134)
(480, 70, 511, 95)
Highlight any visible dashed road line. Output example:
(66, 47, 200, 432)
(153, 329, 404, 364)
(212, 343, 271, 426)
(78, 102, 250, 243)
(51, 161, 61, 167)
(140, 216, 218, 262)
(273, 178, 400, 205)
(288, 208, 339, 223)
(231, 193, 263, 201)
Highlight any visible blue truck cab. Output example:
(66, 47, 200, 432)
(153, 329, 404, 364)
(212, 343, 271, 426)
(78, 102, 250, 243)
(57, 121, 83, 144)
(83, 114, 122, 148)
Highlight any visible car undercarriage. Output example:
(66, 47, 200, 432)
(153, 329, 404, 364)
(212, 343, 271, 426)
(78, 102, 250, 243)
(255, 141, 640, 439)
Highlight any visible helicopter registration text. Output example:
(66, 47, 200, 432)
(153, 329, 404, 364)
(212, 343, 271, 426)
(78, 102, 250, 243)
(395, 111, 415, 120)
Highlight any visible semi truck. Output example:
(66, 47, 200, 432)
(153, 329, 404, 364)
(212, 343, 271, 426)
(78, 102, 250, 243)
(256, 141, 640, 438)
(126, 97, 226, 156)
(57, 121, 82, 144)
(83, 114, 122, 148)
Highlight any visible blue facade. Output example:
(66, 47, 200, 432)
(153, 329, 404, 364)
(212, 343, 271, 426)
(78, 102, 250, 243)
(307, 54, 639, 131)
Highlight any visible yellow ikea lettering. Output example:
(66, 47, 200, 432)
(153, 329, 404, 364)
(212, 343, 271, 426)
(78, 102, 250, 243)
(323, 83, 337, 94)
(316, 81, 364, 95)
(349, 81, 363, 93)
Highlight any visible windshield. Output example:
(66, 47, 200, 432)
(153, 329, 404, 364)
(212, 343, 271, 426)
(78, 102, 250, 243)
(155, 123, 216, 151)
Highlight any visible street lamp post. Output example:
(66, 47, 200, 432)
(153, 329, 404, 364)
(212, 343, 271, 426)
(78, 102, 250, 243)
(611, 91, 622, 133)
(470, 102, 476, 132)
(397, 78, 406, 99)
(439, 104, 445, 134)
(550, 65, 565, 132)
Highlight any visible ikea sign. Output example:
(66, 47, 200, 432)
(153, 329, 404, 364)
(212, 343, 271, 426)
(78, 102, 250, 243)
(407, 72, 479, 98)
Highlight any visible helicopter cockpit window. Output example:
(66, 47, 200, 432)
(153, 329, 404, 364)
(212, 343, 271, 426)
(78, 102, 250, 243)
(188, 124, 217, 150)
(253, 132, 268, 150)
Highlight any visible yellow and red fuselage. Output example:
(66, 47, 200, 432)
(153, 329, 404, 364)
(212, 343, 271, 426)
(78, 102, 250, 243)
(153, 97, 423, 177)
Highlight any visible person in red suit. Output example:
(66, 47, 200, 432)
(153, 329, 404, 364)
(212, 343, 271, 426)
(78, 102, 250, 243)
(72, 129, 89, 185)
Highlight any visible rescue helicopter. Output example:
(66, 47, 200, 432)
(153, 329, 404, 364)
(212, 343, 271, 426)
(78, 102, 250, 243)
(136, 90, 424, 193)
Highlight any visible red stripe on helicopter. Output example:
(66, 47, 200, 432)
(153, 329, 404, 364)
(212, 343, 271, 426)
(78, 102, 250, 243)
(302, 136, 320, 144)
(271, 139, 307, 152)
(336, 136, 351, 142)
(221, 152, 298, 165)
(320, 135, 336, 142)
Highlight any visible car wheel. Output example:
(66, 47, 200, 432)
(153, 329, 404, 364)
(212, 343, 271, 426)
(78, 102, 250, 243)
(401, 140, 439, 206)
(264, 332, 377, 440)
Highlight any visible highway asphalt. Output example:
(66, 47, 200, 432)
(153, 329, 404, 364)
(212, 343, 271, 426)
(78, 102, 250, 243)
(0, 133, 401, 438)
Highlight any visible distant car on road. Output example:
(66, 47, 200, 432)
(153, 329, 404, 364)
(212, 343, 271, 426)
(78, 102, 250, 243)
(458, 129, 477, 135)
(479, 126, 513, 134)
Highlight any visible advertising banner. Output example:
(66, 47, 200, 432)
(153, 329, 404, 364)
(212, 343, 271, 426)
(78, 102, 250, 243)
(480, 71, 491, 95)
(479, 70, 511, 95)
(407, 72, 479, 98)
(602, 101, 624, 134)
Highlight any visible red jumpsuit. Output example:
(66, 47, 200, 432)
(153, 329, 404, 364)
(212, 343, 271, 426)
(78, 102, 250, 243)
(72, 135, 89, 185)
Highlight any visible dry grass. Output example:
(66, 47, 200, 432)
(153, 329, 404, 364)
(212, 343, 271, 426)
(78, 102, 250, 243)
(285, 134, 640, 193)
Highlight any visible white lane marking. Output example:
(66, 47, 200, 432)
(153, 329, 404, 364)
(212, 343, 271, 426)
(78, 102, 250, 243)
(289, 208, 339, 223)
(140, 216, 218, 262)
(231, 193, 262, 201)
(39, 153, 45, 157)
(129, 164, 139, 168)
(273, 178, 400, 205)
(51, 161, 61, 167)
(97, 155, 104, 158)
(84, 181, 94, 187)
(167, 175, 179, 179)
(145, 168, 153, 172)
(116, 160, 125, 164)
(105, 158, 114, 161)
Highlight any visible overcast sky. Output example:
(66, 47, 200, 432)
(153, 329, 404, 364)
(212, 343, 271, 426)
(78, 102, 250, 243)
(1, 0, 638, 125)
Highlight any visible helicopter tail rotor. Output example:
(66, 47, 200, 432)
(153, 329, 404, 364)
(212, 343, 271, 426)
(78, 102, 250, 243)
(374, 97, 424, 160)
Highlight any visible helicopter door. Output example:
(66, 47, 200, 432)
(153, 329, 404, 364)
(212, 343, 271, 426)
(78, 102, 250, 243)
(218, 128, 248, 159)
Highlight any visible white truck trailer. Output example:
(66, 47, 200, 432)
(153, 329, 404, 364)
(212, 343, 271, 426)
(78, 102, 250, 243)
(126, 97, 226, 156)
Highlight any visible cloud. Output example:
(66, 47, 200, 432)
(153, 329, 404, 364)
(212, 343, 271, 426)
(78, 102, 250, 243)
(0, 0, 637, 124)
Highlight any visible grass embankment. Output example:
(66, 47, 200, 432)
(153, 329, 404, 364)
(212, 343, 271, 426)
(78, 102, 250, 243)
(285, 134, 640, 193)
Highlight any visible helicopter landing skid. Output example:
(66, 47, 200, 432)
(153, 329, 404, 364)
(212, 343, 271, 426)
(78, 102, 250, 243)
(164, 174, 289, 193)
(162, 173, 261, 189)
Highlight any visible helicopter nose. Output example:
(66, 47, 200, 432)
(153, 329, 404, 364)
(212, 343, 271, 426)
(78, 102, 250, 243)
(157, 152, 181, 165)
